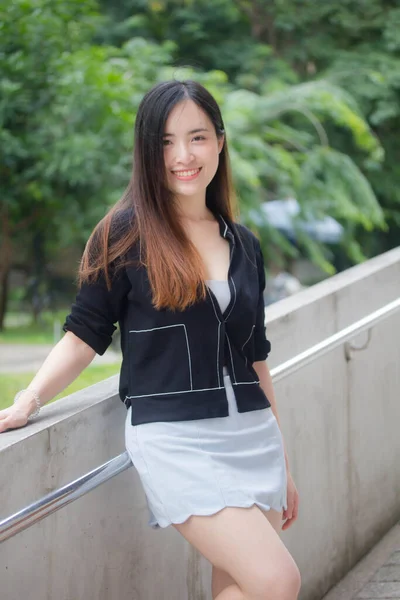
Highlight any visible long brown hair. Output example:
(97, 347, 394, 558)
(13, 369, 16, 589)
(79, 80, 239, 311)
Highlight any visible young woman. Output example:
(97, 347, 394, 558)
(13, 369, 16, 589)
(0, 80, 300, 600)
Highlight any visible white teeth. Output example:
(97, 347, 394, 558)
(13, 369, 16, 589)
(173, 168, 200, 177)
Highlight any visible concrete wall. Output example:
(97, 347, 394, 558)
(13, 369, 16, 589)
(265, 247, 400, 599)
(1, 247, 400, 600)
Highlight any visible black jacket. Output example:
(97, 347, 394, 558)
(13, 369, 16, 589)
(63, 213, 272, 425)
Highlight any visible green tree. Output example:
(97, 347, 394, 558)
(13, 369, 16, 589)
(1, 0, 96, 327)
(97, 0, 399, 259)
(1, 0, 391, 331)
(96, 0, 276, 80)
(0, 0, 173, 328)
(230, 0, 400, 255)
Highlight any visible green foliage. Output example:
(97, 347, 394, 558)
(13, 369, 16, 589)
(96, 0, 400, 263)
(214, 81, 386, 271)
(1, 0, 98, 227)
(2, 0, 398, 328)
(41, 37, 175, 243)
(0, 0, 174, 248)
(325, 49, 400, 224)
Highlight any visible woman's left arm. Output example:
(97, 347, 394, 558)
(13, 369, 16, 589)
(253, 359, 299, 530)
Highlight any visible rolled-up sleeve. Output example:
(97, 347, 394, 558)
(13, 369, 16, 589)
(253, 239, 271, 361)
(63, 265, 130, 355)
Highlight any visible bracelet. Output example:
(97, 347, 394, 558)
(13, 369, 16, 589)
(13, 388, 41, 421)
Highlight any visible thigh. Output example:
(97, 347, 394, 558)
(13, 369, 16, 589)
(212, 508, 284, 594)
(173, 505, 298, 597)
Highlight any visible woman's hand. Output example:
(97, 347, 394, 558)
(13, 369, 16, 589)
(0, 405, 30, 433)
(282, 471, 299, 530)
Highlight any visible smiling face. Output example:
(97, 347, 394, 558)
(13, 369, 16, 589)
(163, 99, 224, 208)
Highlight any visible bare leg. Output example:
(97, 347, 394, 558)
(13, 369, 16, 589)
(212, 567, 237, 599)
(173, 505, 300, 600)
(211, 507, 284, 599)
(214, 584, 246, 599)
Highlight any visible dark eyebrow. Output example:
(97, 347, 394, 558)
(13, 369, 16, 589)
(162, 128, 210, 138)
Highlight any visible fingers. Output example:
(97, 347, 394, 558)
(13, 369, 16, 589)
(293, 493, 299, 520)
(0, 415, 12, 433)
(0, 410, 27, 433)
(282, 509, 293, 526)
(283, 497, 294, 521)
(282, 510, 297, 530)
(282, 492, 299, 530)
(282, 507, 299, 529)
(282, 518, 296, 531)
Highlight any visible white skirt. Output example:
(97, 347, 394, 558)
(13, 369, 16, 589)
(125, 367, 287, 529)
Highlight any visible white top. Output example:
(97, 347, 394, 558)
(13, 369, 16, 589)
(205, 280, 231, 314)
(206, 280, 231, 372)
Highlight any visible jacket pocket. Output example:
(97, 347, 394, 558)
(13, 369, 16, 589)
(128, 324, 193, 398)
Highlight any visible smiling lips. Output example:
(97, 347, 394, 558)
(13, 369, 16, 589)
(172, 167, 202, 181)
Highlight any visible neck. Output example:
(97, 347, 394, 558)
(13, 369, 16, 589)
(176, 198, 214, 223)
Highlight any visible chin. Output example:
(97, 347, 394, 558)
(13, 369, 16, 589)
(169, 182, 206, 196)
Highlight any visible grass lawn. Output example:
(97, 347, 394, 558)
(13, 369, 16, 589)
(0, 310, 70, 345)
(0, 363, 121, 411)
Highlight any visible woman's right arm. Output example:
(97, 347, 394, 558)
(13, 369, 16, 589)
(0, 332, 96, 433)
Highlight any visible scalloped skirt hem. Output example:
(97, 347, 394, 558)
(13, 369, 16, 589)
(125, 369, 288, 531)
(147, 499, 288, 530)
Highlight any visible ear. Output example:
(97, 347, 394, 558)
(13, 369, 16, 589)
(218, 135, 225, 154)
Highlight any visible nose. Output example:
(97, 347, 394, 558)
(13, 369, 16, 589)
(174, 141, 194, 165)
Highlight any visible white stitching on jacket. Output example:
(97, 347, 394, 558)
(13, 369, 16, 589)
(125, 385, 226, 400)
(225, 333, 237, 384)
(224, 276, 236, 321)
(129, 323, 193, 391)
(220, 216, 228, 238)
(226, 328, 259, 385)
(206, 288, 222, 389)
(242, 324, 255, 367)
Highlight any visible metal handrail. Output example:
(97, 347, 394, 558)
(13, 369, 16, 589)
(1, 296, 399, 544)
(0, 453, 132, 543)
(270, 296, 400, 383)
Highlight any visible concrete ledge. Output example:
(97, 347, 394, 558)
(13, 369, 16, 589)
(266, 246, 400, 324)
(0, 375, 119, 453)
